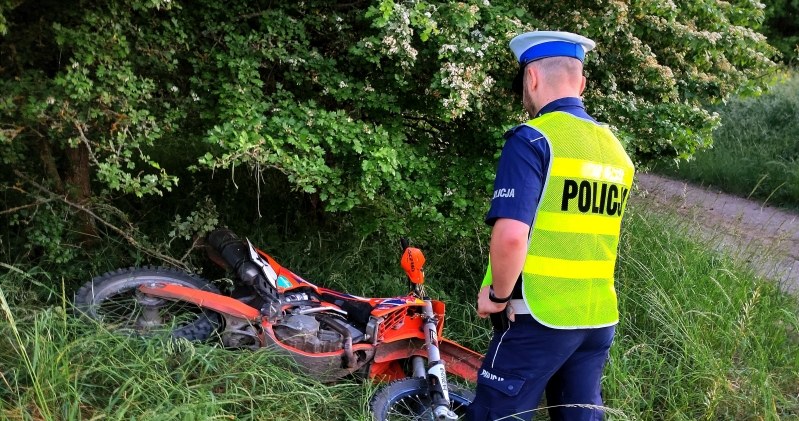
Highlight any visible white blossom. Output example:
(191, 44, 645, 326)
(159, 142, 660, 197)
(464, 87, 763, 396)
(379, 3, 418, 68)
(285, 57, 307, 67)
(439, 44, 458, 54)
(439, 61, 494, 118)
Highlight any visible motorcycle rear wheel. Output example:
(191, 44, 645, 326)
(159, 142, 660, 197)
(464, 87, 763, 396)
(370, 378, 474, 420)
(74, 266, 220, 340)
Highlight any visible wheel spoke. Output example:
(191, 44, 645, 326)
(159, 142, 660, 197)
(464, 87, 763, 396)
(377, 380, 473, 421)
(386, 392, 431, 420)
(97, 295, 204, 333)
(75, 267, 220, 341)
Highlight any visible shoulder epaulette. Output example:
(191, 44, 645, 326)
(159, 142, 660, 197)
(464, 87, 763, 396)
(503, 124, 527, 139)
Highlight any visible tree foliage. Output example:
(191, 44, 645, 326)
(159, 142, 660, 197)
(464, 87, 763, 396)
(761, 0, 799, 64)
(0, 0, 777, 268)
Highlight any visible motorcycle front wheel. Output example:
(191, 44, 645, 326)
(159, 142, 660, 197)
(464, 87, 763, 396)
(74, 266, 220, 340)
(370, 378, 475, 421)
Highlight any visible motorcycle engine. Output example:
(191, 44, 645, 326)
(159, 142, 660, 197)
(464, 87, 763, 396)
(273, 314, 343, 353)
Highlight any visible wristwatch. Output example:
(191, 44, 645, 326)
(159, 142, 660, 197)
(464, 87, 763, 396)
(488, 286, 511, 303)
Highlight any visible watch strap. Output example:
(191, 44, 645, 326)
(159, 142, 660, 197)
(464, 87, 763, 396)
(488, 286, 511, 303)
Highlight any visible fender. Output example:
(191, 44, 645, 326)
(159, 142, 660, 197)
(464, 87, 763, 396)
(138, 283, 261, 321)
(372, 337, 483, 383)
(439, 338, 483, 383)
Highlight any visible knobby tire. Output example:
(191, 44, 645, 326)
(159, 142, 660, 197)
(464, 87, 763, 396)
(74, 266, 220, 340)
(370, 377, 474, 420)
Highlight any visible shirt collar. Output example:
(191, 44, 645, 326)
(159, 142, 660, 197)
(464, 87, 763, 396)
(535, 97, 586, 118)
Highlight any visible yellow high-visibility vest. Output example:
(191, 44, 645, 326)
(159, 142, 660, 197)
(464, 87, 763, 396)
(484, 112, 635, 328)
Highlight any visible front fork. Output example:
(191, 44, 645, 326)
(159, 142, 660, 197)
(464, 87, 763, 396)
(413, 300, 458, 420)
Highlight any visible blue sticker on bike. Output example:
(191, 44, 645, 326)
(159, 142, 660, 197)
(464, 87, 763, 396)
(276, 275, 292, 288)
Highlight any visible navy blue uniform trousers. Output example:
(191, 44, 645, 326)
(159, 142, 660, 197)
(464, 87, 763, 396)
(466, 314, 615, 421)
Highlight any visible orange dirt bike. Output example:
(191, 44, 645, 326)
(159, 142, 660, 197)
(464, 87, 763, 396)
(74, 228, 483, 420)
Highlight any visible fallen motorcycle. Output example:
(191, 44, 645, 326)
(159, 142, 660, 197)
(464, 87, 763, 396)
(74, 228, 483, 420)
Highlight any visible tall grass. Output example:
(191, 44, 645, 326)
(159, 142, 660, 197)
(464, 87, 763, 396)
(2, 203, 798, 419)
(0, 276, 370, 420)
(655, 72, 799, 210)
(608, 203, 799, 419)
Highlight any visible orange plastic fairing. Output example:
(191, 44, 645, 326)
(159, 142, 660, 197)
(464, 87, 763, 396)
(368, 360, 407, 382)
(401, 247, 425, 284)
(138, 283, 261, 321)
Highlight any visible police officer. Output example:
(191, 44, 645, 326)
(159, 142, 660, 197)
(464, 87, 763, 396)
(467, 31, 635, 420)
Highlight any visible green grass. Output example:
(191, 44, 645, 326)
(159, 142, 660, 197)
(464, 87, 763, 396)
(0, 291, 372, 420)
(2, 204, 799, 420)
(608, 203, 799, 419)
(654, 71, 799, 211)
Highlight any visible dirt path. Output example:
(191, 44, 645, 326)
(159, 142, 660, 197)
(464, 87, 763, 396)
(632, 173, 799, 294)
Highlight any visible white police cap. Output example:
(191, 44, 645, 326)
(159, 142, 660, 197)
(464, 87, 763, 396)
(509, 31, 596, 94)
(509, 31, 596, 64)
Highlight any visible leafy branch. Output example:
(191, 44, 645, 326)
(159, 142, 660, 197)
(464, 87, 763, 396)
(12, 170, 190, 271)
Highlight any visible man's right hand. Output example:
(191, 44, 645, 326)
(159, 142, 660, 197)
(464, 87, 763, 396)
(476, 285, 508, 318)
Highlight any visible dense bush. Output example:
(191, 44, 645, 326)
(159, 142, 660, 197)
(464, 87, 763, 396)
(762, 0, 799, 64)
(0, 0, 777, 276)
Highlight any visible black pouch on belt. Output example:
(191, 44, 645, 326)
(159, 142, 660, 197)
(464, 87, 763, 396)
(490, 310, 509, 331)
(488, 278, 520, 331)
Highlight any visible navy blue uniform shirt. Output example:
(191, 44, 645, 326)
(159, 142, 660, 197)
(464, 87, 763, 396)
(485, 97, 596, 226)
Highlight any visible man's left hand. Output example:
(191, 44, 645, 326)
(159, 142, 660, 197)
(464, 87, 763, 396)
(476, 285, 508, 318)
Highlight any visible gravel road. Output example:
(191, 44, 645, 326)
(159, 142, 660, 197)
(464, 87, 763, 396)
(632, 173, 799, 294)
